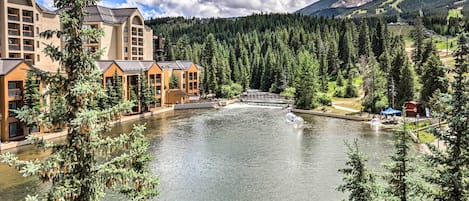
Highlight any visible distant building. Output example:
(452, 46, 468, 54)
(0, 0, 154, 142)
(97, 60, 165, 113)
(0, 58, 39, 142)
(158, 61, 201, 104)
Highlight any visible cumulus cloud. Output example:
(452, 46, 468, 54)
(108, 0, 317, 18)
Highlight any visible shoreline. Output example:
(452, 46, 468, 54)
(0, 106, 174, 152)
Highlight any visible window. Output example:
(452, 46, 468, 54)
(189, 82, 193, 90)
(156, 74, 161, 83)
(124, 47, 128, 52)
(150, 74, 155, 85)
(36, 41, 40, 48)
(124, 27, 128, 32)
(36, 27, 39, 35)
(8, 101, 18, 117)
(183, 84, 186, 89)
(182, 73, 185, 79)
(36, 13, 39, 21)
(156, 86, 161, 94)
(9, 122, 22, 138)
(105, 77, 112, 88)
(37, 54, 40, 62)
(124, 37, 128, 43)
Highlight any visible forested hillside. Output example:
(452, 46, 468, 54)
(297, 0, 466, 18)
(146, 14, 447, 111)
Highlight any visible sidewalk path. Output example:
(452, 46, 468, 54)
(332, 104, 360, 113)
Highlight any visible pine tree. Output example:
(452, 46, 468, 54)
(412, 17, 425, 73)
(169, 74, 179, 89)
(327, 40, 341, 76)
(372, 19, 386, 59)
(336, 70, 345, 87)
(294, 50, 318, 110)
(358, 18, 371, 58)
(384, 119, 413, 201)
(1, 1, 158, 200)
(338, 139, 378, 201)
(362, 55, 388, 113)
(139, 69, 154, 112)
(201, 34, 218, 94)
(424, 33, 469, 201)
(420, 54, 448, 105)
(397, 62, 415, 107)
(20, 71, 42, 131)
(111, 70, 123, 106)
(345, 73, 358, 98)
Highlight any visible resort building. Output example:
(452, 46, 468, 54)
(97, 60, 165, 113)
(82, 5, 154, 61)
(158, 61, 201, 104)
(0, 1, 157, 142)
(0, 0, 61, 72)
(0, 58, 39, 142)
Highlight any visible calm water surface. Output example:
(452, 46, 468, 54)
(0, 104, 394, 201)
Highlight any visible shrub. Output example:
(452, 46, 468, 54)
(280, 87, 296, 99)
(316, 92, 332, 106)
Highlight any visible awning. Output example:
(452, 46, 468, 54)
(380, 107, 402, 115)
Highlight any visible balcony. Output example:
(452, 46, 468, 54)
(8, 8, 20, 21)
(8, 29, 20, 36)
(156, 78, 161, 84)
(9, 44, 20, 51)
(23, 44, 34, 51)
(22, 11, 34, 23)
(8, 89, 22, 98)
(138, 32, 143, 36)
(23, 30, 34, 37)
(132, 31, 137, 36)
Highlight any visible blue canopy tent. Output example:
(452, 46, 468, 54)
(381, 107, 402, 116)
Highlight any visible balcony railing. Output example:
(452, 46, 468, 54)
(132, 31, 137, 35)
(132, 42, 138, 46)
(8, 15, 19, 21)
(9, 44, 20, 51)
(25, 59, 34, 65)
(8, 29, 20, 36)
(156, 78, 161, 84)
(132, 51, 138, 55)
(23, 45, 34, 51)
(138, 51, 143, 55)
(22, 16, 33, 23)
(138, 32, 143, 36)
(8, 89, 22, 98)
(23, 31, 34, 37)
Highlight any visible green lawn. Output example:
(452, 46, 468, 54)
(448, 7, 463, 19)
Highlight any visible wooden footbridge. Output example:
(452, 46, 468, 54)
(240, 89, 292, 107)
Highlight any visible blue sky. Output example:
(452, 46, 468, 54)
(36, 0, 316, 18)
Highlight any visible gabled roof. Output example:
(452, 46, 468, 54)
(157, 61, 199, 70)
(36, 3, 56, 14)
(97, 60, 158, 74)
(84, 5, 139, 24)
(0, 58, 30, 76)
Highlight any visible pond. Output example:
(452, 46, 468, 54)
(0, 104, 394, 201)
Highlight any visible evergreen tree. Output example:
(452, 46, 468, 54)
(1, 1, 158, 200)
(336, 70, 345, 87)
(20, 71, 42, 131)
(397, 62, 415, 107)
(358, 18, 371, 58)
(169, 74, 179, 89)
(420, 54, 448, 105)
(384, 119, 413, 201)
(412, 17, 425, 73)
(362, 56, 388, 113)
(327, 40, 341, 76)
(338, 139, 378, 201)
(139, 69, 154, 112)
(201, 34, 218, 94)
(425, 33, 469, 201)
(345, 73, 358, 98)
(372, 19, 386, 58)
(294, 50, 318, 110)
(111, 70, 123, 106)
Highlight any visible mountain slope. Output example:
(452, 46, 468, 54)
(297, 0, 465, 17)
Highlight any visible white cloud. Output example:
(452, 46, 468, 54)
(106, 0, 318, 18)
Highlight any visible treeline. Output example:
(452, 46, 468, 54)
(146, 14, 447, 112)
(338, 33, 469, 201)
